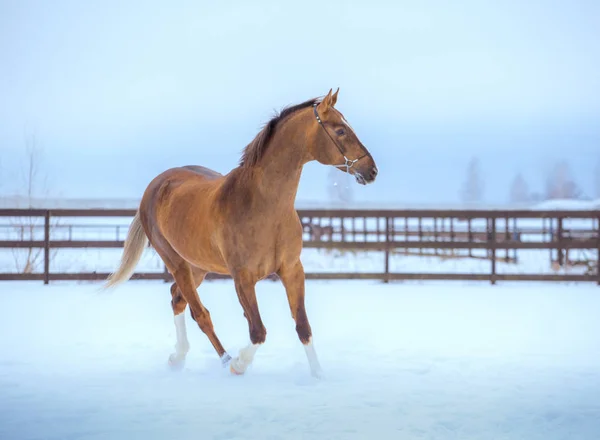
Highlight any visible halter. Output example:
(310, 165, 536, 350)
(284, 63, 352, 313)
(313, 103, 369, 173)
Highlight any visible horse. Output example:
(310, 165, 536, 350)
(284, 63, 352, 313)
(103, 88, 378, 378)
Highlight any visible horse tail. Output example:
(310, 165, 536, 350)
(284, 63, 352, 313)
(104, 210, 148, 289)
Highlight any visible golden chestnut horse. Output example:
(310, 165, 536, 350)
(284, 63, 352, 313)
(104, 89, 378, 377)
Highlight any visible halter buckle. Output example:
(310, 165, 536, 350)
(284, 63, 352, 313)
(335, 156, 358, 173)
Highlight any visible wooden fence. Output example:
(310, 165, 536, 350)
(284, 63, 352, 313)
(0, 208, 598, 285)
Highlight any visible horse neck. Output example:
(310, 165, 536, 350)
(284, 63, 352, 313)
(250, 116, 311, 209)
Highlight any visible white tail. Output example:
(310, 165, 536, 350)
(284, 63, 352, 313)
(104, 211, 148, 289)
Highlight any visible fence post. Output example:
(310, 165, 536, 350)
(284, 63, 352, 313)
(557, 217, 564, 267)
(44, 210, 50, 285)
(490, 216, 496, 285)
(418, 217, 423, 256)
(468, 218, 473, 258)
(384, 216, 390, 283)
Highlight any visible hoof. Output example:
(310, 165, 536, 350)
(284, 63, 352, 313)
(229, 363, 244, 376)
(311, 368, 324, 379)
(168, 353, 186, 371)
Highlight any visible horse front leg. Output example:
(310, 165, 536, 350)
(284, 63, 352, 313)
(277, 260, 323, 378)
(229, 270, 267, 375)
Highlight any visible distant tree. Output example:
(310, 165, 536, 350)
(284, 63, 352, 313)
(460, 156, 484, 204)
(10, 133, 59, 273)
(509, 172, 530, 203)
(22, 133, 47, 206)
(544, 160, 582, 200)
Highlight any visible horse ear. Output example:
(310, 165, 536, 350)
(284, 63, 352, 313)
(331, 88, 339, 106)
(320, 88, 334, 112)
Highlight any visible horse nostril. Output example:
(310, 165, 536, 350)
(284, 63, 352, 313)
(371, 167, 378, 178)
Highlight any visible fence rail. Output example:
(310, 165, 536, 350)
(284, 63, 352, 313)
(1, 208, 598, 285)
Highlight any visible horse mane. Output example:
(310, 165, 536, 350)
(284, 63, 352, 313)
(239, 97, 320, 167)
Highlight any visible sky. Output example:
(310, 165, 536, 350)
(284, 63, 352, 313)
(1, 0, 599, 205)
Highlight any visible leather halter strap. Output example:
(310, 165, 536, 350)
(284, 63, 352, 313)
(313, 103, 369, 171)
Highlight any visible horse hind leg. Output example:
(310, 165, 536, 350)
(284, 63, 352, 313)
(170, 264, 231, 368)
(167, 282, 192, 370)
(167, 266, 230, 370)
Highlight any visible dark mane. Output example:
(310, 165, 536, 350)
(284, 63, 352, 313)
(239, 97, 320, 167)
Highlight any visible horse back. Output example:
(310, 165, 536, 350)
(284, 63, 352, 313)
(180, 165, 223, 180)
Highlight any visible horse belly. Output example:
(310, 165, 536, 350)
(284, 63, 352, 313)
(167, 229, 230, 274)
(227, 229, 301, 280)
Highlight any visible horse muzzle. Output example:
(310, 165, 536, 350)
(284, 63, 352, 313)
(353, 165, 378, 185)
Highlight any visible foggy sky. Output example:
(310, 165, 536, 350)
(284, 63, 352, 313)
(1, 0, 599, 204)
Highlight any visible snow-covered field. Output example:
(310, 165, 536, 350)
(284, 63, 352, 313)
(1, 280, 599, 440)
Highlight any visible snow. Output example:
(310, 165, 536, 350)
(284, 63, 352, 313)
(1, 280, 599, 440)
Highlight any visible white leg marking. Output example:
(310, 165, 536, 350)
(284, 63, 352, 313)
(230, 342, 261, 374)
(304, 337, 323, 378)
(168, 312, 190, 369)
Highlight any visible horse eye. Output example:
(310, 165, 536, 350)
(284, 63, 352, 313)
(335, 128, 345, 136)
